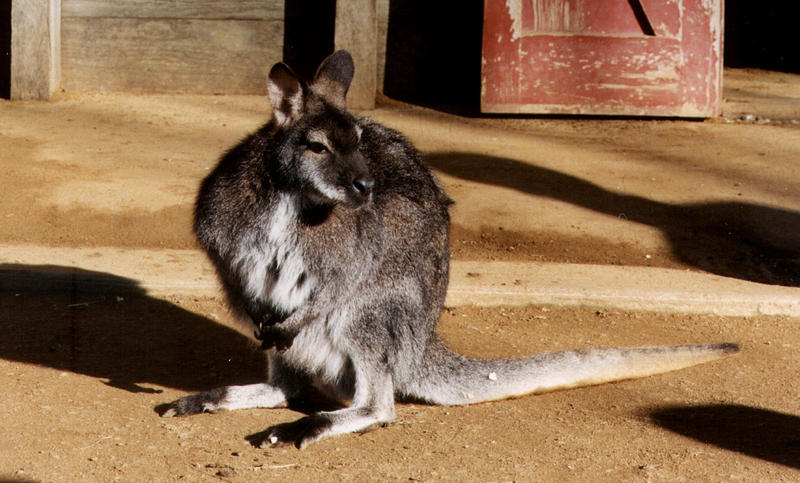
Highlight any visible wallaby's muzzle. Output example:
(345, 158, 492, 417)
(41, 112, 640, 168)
(347, 175, 374, 206)
(341, 151, 374, 207)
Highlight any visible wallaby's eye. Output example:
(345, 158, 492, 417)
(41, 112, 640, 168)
(306, 142, 329, 154)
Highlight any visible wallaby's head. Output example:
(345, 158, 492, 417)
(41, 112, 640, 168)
(267, 50, 374, 208)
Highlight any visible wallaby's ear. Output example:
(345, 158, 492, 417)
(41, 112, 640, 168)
(311, 50, 355, 108)
(268, 62, 304, 126)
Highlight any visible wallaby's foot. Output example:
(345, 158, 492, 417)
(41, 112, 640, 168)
(248, 414, 332, 449)
(159, 383, 290, 417)
(249, 408, 392, 449)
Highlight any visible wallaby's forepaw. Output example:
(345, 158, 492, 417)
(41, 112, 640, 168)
(158, 388, 228, 417)
(247, 414, 331, 449)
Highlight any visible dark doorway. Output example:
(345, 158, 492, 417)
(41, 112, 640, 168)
(283, 0, 336, 80)
(724, 1, 798, 73)
(0, 0, 11, 99)
(383, 0, 484, 115)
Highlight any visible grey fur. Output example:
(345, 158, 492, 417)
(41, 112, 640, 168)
(161, 51, 739, 449)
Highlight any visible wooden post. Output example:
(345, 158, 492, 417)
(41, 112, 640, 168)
(335, 0, 377, 110)
(11, 0, 61, 100)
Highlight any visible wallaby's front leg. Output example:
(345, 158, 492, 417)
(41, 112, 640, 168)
(160, 351, 296, 416)
(160, 382, 291, 416)
(252, 364, 396, 449)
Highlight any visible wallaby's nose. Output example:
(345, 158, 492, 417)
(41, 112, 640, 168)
(351, 177, 375, 198)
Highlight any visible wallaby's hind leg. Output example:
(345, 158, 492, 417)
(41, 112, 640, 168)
(250, 404, 393, 449)
(252, 357, 397, 449)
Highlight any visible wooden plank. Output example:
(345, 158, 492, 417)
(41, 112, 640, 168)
(62, 0, 282, 20)
(376, 0, 389, 93)
(10, 0, 60, 100)
(61, 17, 282, 94)
(335, 0, 377, 110)
(482, 35, 688, 115)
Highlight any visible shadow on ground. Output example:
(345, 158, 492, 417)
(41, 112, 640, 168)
(649, 404, 800, 469)
(426, 152, 800, 287)
(0, 265, 267, 393)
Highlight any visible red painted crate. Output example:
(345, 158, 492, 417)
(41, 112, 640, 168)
(481, 0, 723, 117)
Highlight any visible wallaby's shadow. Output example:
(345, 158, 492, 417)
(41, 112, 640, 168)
(649, 404, 800, 469)
(426, 152, 800, 287)
(0, 264, 267, 394)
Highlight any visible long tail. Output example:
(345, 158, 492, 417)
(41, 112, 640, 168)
(407, 337, 739, 406)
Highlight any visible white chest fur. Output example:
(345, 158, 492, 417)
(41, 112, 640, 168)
(282, 319, 349, 384)
(231, 194, 315, 314)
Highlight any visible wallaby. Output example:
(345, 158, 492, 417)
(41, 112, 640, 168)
(161, 50, 739, 449)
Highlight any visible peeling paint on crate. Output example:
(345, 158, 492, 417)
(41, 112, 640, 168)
(484, 0, 722, 117)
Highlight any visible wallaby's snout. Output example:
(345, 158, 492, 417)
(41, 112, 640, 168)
(343, 151, 374, 206)
(349, 175, 374, 204)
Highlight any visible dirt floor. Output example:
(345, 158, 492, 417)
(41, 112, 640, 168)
(1, 68, 800, 481)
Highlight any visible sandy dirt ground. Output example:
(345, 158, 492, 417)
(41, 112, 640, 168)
(1, 68, 800, 481)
